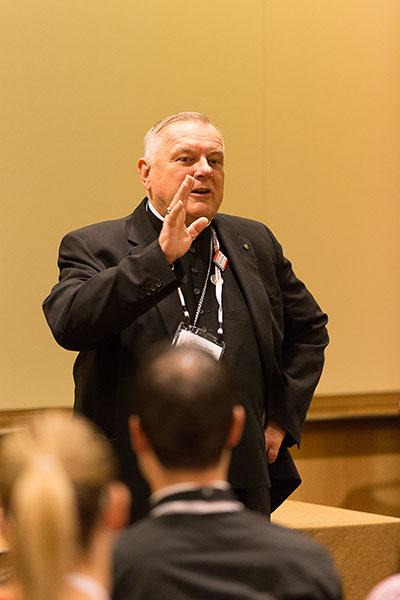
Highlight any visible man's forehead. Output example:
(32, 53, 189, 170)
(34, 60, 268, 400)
(160, 120, 224, 151)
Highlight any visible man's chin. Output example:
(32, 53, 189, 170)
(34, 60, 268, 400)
(185, 215, 211, 227)
(186, 200, 221, 225)
(186, 207, 216, 225)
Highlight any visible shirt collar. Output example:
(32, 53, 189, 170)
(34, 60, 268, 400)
(147, 199, 165, 222)
(150, 480, 230, 506)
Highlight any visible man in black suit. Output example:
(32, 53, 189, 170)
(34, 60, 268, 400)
(43, 112, 328, 520)
(112, 345, 342, 600)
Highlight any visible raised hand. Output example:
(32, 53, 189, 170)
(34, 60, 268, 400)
(159, 175, 209, 264)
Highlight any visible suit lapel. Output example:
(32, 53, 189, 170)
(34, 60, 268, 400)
(126, 203, 276, 352)
(155, 291, 183, 339)
(127, 198, 158, 246)
(213, 215, 275, 387)
(127, 199, 182, 340)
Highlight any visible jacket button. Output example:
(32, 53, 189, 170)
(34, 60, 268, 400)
(156, 279, 162, 287)
(193, 288, 201, 295)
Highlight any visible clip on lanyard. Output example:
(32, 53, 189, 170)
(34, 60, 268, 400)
(176, 226, 227, 341)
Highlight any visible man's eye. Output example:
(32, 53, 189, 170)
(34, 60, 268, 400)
(177, 156, 191, 163)
(210, 159, 223, 166)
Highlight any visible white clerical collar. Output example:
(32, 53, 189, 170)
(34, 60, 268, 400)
(147, 199, 165, 222)
(146, 198, 213, 227)
(150, 480, 230, 506)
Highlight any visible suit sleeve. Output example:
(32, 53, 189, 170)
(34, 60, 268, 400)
(265, 229, 329, 446)
(42, 230, 183, 351)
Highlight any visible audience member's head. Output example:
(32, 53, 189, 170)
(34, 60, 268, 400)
(0, 411, 129, 600)
(129, 345, 245, 488)
(113, 347, 343, 600)
(366, 573, 400, 600)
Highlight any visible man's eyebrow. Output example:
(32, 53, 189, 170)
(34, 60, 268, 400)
(171, 146, 224, 157)
(171, 146, 193, 156)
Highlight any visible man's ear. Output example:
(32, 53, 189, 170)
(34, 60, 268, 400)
(226, 405, 245, 449)
(0, 507, 10, 545)
(129, 415, 150, 454)
(138, 158, 151, 191)
(100, 482, 131, 531)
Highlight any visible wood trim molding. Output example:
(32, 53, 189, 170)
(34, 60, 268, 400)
(0, 393, 399, 431)
(308, 392, 400, 421)
(0, 407, 72, 434)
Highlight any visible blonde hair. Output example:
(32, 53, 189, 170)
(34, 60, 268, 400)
(143, 111, 224, 160)
(0, 411, 116, 600)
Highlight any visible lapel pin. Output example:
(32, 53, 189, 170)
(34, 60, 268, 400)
(243, 243, 250, 251)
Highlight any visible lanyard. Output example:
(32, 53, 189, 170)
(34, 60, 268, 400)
(211, 227, 225, 339)
(177, 226, 225, 340)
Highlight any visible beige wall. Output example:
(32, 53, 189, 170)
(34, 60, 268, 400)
(1, 1, 399, 410)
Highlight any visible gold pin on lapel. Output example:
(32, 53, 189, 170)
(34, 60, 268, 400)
(243, 243, 249, 250)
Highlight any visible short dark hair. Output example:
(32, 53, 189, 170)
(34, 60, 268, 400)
(132, 345, 239, 469)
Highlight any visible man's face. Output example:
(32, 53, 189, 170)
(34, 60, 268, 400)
(139, 120, 225, 225)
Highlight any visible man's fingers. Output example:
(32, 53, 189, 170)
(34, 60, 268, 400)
(187, 217, 209, 240)
(264, 420, 286, 464)
(267, 445, 279, 464)
(165, 200, 184, 224)
(168, 175, 195, 211)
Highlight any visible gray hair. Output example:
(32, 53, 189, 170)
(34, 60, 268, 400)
(143, 112, 224, 161)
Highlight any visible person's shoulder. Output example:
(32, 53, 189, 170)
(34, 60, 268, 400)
(214, 213, 281, 264)
(236, 510, 341, 597)
(215, 212, 277, 243)
(216, 212, 266, 230)
(64, 213, 133, 240)
(235, 509, 338, 571)
(58, 211, 139, 259)
(114, 518, 164, 559)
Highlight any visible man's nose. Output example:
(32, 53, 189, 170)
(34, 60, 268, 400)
(193, 157, 212, 177)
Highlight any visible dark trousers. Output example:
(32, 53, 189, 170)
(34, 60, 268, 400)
(233, 486, 271, 519)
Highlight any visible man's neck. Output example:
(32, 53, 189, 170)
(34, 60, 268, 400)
(139, 449, 232, 498)
(149, 464, 228, 496)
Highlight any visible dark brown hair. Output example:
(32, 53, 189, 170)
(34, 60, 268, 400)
(132, 345, 239, 469)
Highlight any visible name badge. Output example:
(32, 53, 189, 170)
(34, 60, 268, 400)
(172, 322, 225, 361)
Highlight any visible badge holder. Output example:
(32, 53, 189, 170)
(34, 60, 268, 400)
(172, 322, 225, 362)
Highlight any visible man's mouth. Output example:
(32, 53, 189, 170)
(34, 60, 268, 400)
(191, 188, 211, 196)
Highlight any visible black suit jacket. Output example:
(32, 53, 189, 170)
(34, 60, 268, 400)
(112, 488, 342, 600)
(43, 199, 328, 509)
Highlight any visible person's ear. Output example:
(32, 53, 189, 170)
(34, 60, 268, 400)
(101, 482, 131, 531)
(137, 158, 152, 191)
(0, 507, 11, 544)
(226, 405, 245, 449)
(129, 416, 150, 454)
